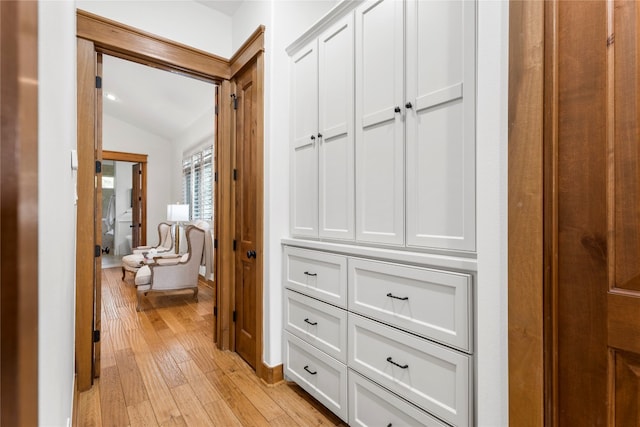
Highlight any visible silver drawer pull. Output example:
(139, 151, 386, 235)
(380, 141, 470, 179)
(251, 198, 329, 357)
(303, 365, 317, 375)
(386, 357, 408, 369)
(304, 318, 318, 326)
(386, 293, 408, 301)
(304, 271, 317, 277)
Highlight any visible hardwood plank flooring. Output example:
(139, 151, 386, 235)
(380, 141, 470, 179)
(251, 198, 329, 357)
(77, 267, 347, 426)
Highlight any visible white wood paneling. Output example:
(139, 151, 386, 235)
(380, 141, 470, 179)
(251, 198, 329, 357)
(355, 0, 405, 245)
(406, 0, 476, 251)
(318, 15, 355, 240)
(290, 42, 319, 237)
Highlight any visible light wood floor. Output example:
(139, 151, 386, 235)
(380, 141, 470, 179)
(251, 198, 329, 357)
(76, 267, 347, 427)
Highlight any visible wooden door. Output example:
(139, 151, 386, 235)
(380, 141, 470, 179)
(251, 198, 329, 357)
(290, 39, 318, 238)
(131, 162, 143, 248)
(550, 1, 640, 424)
(318, 13, 355, 241)
(355, 0, 404, 246)
(234, 60, 260, 369)
(405, 0, 476, 252)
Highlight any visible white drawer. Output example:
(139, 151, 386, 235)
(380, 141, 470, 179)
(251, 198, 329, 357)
(348, 257, 472, 352)
(284, 246, 347, 307)
(284, 289, 348, 363)
(349, 370, 448, 427)
(284, 332, 348, 421)
(348, 313, 472, 427)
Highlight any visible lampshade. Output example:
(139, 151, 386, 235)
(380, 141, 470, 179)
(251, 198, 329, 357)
(167, 204, 189, 222)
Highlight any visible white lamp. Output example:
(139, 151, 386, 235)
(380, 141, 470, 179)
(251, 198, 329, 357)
(167, 204, 189, 253)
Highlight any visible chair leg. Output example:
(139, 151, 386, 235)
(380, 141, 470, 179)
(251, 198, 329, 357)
(122, 266, 126, 280)
(193, 287, 199, 302)
(136, 291, 143, 312)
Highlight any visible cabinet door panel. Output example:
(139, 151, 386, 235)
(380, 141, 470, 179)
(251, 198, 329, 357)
(355, 0, 404, 245)
(290, 42, 319, 237)
(406, 0, 476, 251)
(319, 15, 355, 240)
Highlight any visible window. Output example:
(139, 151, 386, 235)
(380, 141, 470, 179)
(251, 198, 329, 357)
(182, 145, 214, 221)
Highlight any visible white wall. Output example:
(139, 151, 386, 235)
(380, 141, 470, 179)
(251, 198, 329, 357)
(231, 0, 338, 367)
(38, 1, 77, 425)
(76, 0, 233, 57)
(103, 115, 175, 243)
(476, 1, 509, 425)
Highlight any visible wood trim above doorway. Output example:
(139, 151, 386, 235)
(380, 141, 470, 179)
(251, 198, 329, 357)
(76, 10, 230, 80)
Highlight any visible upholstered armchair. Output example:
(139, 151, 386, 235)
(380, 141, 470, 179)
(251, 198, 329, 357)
(133, 225, 205, 311)
(121, 222, 174, 280)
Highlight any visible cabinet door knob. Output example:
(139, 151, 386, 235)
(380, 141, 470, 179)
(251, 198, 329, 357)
(405, 102, 413, 109)
(310, 135, 316, 140)
(247, 250, 256, 259)
(394, 106, 401, 113)
(317, 133, 323, 139)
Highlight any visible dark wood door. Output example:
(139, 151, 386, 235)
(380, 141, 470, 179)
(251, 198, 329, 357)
(552, 1, 640, 425)
(234, 60, 259, 369)
(131, 162, 143, 249)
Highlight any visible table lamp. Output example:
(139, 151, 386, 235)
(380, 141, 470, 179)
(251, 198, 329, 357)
(167, 203, 189, 253)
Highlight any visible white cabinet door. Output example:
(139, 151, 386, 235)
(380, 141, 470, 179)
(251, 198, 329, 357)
(405, 0, 476, 251)
(318, 15, 355, 241)
(355, 0, 405, 246)
(290, 41, 319, 238)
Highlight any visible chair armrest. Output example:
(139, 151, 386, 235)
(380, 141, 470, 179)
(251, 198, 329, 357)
(153, 256, 182, 266)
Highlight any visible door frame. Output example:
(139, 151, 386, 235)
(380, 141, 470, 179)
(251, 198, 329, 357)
(102, 150, 148, 246)
(508, 1, 549, 425)
(0, 1, 39, 424)
(76, 10, 267, 391)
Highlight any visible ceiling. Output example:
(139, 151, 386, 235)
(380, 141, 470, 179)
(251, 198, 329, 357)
(102, 55, 216, 140)
(194, 0, 244, 16)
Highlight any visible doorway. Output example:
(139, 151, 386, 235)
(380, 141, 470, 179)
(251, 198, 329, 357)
(76, 10, 267, 391)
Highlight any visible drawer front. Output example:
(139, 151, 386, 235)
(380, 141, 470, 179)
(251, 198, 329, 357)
(284, 332, 348, 421)
(349, 370, 448, 427)
(284, 289, 348, 363)
(348, 314, 472, 427)
(284, 246, 347, 307)
(348, 257, 472, 352)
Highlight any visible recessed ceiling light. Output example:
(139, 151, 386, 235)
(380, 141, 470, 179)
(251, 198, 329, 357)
(105, 92, 118, 102)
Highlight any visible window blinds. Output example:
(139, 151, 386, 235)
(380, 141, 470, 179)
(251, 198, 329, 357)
(182, 145, 214, 221)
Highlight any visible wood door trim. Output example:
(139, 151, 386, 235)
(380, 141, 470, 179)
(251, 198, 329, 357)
(77, 11, 266, 389)
(229, 25, 265, 77)
(76, 10, 230, 80)
(76, 37, 98, 392)
(102, 151, 148, 245)
(0, 1, 39, 424)
(508, 1, 545, 425)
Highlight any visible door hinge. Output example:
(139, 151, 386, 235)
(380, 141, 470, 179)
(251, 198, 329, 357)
(95, 245, 101, 258)
(232, 240, 237, 251)
(93, 330, 101, 343)
(139, 169, 142, 175)
(214, 172, 218, 182)
(95, 160, 102, 173)
(233, 169, 237, 181)
(215, 105, 219, 115)
(230, 93, 238, 110)
(214, 239, 218, 249)
(95, 76, 102, 89)
(213, 306, 217, 317)
(232, 310, 237, 322)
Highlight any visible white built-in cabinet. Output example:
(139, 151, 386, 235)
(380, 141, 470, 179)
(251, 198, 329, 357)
(355, 0, 476, 250)
(290, 0, 476, 253)
(285, 1, 477, 425)
(290, 13, 355, 240)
